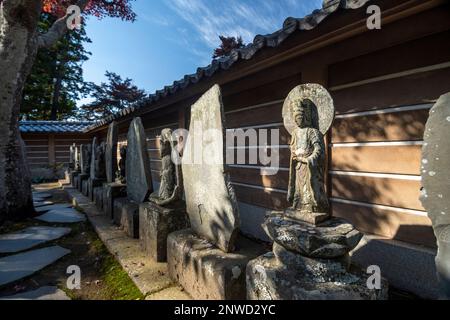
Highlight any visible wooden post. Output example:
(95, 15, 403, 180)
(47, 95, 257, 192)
(48, 134, 55, 166)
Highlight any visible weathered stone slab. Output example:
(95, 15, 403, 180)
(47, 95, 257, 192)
(34, 201, 53, 208)
(0, 246, 71, 287)
(35, 208, 86, 223)
(80, 144, 91, 175)
(421, 92, 450, 298)
(182, 85, 240, 253)
(105, 121, 118, 183)
(32, 192, 52, 199)
(126, 117, 153, 203)
(167, 229, 265, 300)
(0, 286, 71, 300)
(246, 245, 388, 300)
(81, 178, 89, 196)
(113, 198, 139, 238)
(70, 171, 79, 187)
(0, 226, 71, 253)
(263, 214, 362, 258)
(88, 178, 104, 201)
(35, 203, 72, 213)
(93, 186, 103, 210)
(103, 183, 126, 219)
(139, 202, 189, 262)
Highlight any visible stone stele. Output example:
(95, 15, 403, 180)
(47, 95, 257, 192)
(126, 117, 153, 203)
(90, 137, 98, 179)
(105, 121, 118, 183)
(80, 144, 91, 175)
(182, 84, 240, 253)
(420, 92, 450, 299)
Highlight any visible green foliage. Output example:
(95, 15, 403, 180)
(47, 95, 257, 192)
(80, 71, 147, 120)
(21, 13, 91, 120)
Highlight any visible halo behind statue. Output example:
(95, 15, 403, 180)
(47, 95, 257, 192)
(282, 84, 335, 135)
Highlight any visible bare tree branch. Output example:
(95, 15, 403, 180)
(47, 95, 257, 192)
(37, 0, 89, 49)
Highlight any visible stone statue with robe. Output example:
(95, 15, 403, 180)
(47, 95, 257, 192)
(149, 128, 183, 206)
(282, 84, 335, 225)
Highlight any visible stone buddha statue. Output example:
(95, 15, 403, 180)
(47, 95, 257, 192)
(149, 128, 183, 206)
(286, 98, 329, 224)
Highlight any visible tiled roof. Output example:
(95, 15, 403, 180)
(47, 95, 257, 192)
(20, 121, 95, 133)
(85, 0, 371, 132)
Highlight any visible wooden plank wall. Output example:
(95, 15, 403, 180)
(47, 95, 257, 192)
(327, 31, 450, 248)
(23, 133, 92, 167)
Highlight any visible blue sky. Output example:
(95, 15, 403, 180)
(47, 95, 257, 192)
(81, 0, 323, 103)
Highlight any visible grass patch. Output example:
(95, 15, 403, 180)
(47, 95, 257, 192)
(100, 254, 144, 300)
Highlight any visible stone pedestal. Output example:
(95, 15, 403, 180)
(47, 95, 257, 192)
(102, 183, 126, 220)
(113, 198, 139, 238)
(88, 178, 105, 201)
(246, 243, 388, 300)
(93, 187, 103, 210)
(80, 175, 89, 196)
(70, 171, 80, 187)
(139, 202, 189, 262)
(246, 213, 388, 300)
(167, 229, 265, 300)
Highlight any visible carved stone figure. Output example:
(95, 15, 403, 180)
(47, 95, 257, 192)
(116, 145, 127, 184)
(149, 128, 183, 206)
(94, 142, 106, 180)
(80, 144, 91, 175)
(283, 84, 334, 224)
(246, 84, 387, 300)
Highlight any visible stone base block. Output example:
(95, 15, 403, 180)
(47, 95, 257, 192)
(113, 198, 139, 238)
(167, 229, 266, 300)
(88, 178, 105, 201)
(139, 202, 189, 262)
(74, 175, 80, 190)
(70, 171, 79, 187)
(81, 179, 89, 196)
(103, 183, 126, 219)
(246, 243, 388, 300)
(78, 174, 89, 193)
(93, 187, 103, 210)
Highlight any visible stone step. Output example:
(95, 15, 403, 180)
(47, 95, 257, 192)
(0, 286, 70, 300)
(0, 246, 71, 287)
(35, 203, 72, 213)
(0, 226, 71, 253)
(35, 208, 86, 223)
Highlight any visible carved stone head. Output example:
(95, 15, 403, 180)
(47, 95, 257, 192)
(292, 98, 315, 128)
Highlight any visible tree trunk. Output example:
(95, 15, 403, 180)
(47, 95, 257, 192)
(0, 0, 42, 223)
(50, 67, 63, 120)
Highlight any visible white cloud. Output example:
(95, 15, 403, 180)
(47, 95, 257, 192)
(163, 0, 322, 61)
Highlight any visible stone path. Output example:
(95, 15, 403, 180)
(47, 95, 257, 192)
(0, 246, 71, 287)
(0, 286, 70, 300)
(32, 192, 52, 199)
(35, 203, 72, 213)
(35, 208, 86, 223)
(34, 201, 54, 208)
(0, 226, 71, 253)
(65, 186, 191, 300)
(0, 188, 75, 299)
